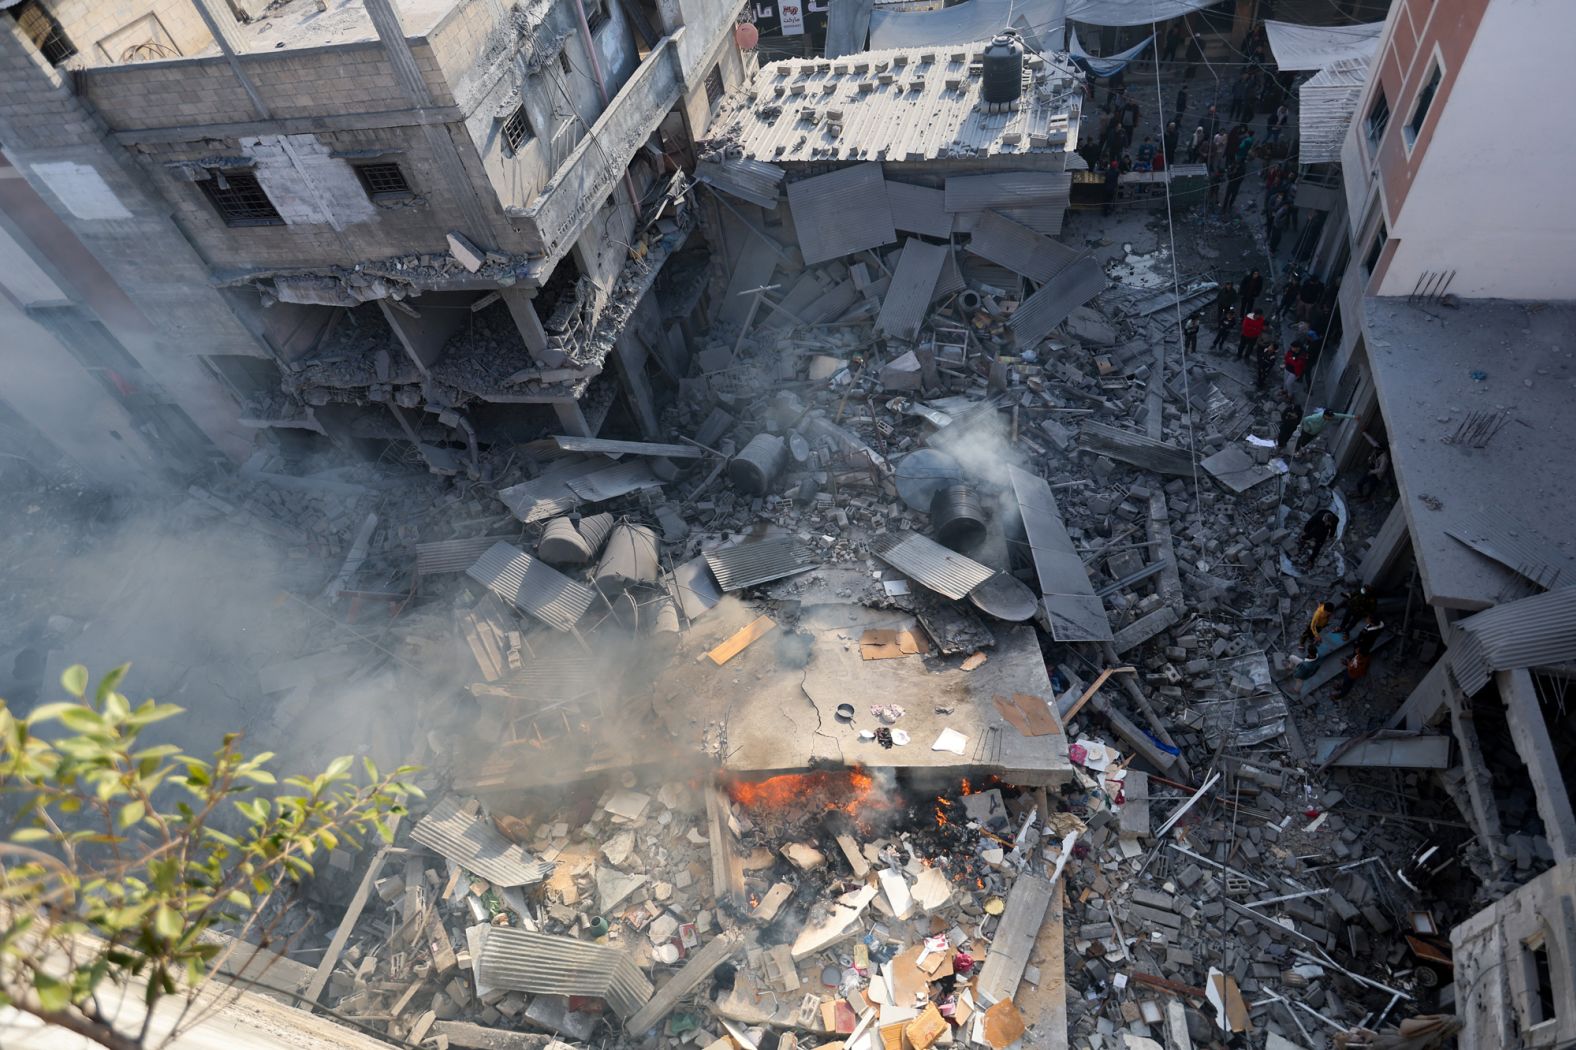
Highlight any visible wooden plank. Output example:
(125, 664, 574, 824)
(1062, 666, 1135, 723)
(706, 615, 776, 665)
(302, 845, 400, 1009)
(625, 929, 750, 1033)
(431, 1020, 551, 1050)
(1010, 881, 1067, 1049)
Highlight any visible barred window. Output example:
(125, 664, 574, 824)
(502, 105, 534, 156)
(355, 162, 411, 200)
(11, 0, 76, 66)
(199, 171, 284, 227)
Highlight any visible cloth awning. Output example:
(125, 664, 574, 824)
(1298, 56, 1371, 164)
(1264, 19, 1385, 70)
(1066, 0, 1220, 28)
(869, 0, 1061, 49)
(1069, 25, 1152, 76)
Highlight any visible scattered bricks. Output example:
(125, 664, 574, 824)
(1183, 658, 1210, 675)
(1131, 887, 1177, 912)
(1165, 947, 1195, 969)
(1361, 905, 1393, 934)
(447, 231, 486, 272)
(1177, 864, 1205, 890)
(1080, 923, 1116, 941)
(1328, 892, 1360, 922)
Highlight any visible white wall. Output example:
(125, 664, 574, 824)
(1374, 0, 1576, 298)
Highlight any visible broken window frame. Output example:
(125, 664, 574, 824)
(1362, 220, 1388, 280)
(11, 0, 77, 66)
(1364, 87, 1389, 152)
(501, 104, 535, 157)
(1523, 933, 1559, 1027)
(1404, 60, 1443, 150)
(353, 161, 413, 202)
(580, 0, 610, 34)
(197, 169, 285, 228)
(705, 63, 725, 108)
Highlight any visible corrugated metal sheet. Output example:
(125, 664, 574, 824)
(695, 156, 785, 209)
(872, 532, 994, 600)
(995, 203, 1067, 237)
(1298, 58, 1369, 165)
(886, 180, 954, 238)
(703, 537, 821, 590)
(1078, 420, 1194, 476)
(666, 555, 724, 620)
(787, 163, 896, 265)
(710, 48, 1080, 167)
(410, 797, 554, 887)
(477, 928, 653, 1018)
(965, 210, 1078, 283)
(470, 655, 602, 703)
(824, 0, 874, 58)
(467, 542, 598, 632)
(946, 172, 1072, 212)
(933, 247, 966, 300)
(416, 535, 517, 576)
(1007, 466, 1112, 642)
(1007, 255, 1106, 345)
(1444, 509, 1576, 593)
(1449, 587, 1576, 695)
(878, 239, 949, 339)
(551, 435, 703, 459)
(564, 460, 664, 502)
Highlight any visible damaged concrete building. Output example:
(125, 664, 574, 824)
(0, 0, 753, 478)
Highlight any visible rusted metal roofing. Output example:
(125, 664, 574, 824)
(410, 797, 554, 887)
(694, 156, 786, 209)
(1007, 255, 1106, 345)
(563, 460, 664, 503)
(872, 532, 995, 600)
(966, 210, 1079, 283)
(878, 239, 950, 340)
(496, 457, 603, 523)
(710, 47, 1081, 167)
(1007, 465, 1112, 642)
(1445, 509, 1576, 593)
(1078, 420, 1194, 476)
(477, 928, 653, 1018)
(787, 163, 896, 265)
(886, 180, 955, 239)
(415, 535, 518, 576)
(467, 541, 598, 632)
(703, 537, 821, 591)
(1449, 587, 1576, 695)
(945, 171, 1071, 212)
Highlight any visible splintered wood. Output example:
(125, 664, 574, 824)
(859, 626, 930, 660)
(706, 615, 776, 665)
(993, 693, 1063, 736)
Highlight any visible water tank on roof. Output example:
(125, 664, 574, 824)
(981, 30, 1024, 106)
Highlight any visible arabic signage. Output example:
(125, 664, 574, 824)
(746, 0, 829, 43)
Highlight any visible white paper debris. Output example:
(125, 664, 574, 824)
(931, 728, 968, 755)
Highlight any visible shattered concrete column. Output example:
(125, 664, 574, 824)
(378, 298, 465, 379)
(1444, 672, 1510, 878)
(1498, 668, 1576, 859)
(500, 289, 569, 367)
(554, 399, 593, 437)
(612, 330, 660, 439)
(1358, 500, 1410, 585)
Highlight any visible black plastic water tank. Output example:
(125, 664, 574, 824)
(981, 31, 1024, 105)
(930, 484, 988, 552)
(728, 433, 788, 495)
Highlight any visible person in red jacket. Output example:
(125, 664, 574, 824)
(1237, 311, 1265, 360)
(1283, 341, 1310, 394)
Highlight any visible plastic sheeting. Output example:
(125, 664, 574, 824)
(1299, 56, 1371, 164)
(869, 0, 1059, 49)
(1065, 0, 1219, 28)
(1068, 26, 1152, 76)
(1264, 19, 1385, 70)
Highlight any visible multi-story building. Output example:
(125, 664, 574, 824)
(1295, 2, 1576, 1045)
(0, 0, 750, 480)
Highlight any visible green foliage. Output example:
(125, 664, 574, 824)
(0, 664, 422, 1050)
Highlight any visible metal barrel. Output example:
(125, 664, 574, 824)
(929, 484, 988, 552)
(728, 433, 788, 495)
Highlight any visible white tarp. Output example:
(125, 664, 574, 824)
(869, 0, 1060, 49)
(1066, 0, 1219, 28)
(1299, 56, 1371, 163)
(1264, 19, 1385, 70)
(1069, 25, 1152, 75)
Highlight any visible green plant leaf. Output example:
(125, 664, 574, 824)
(10, 827, 52, 843)
(60, 665, 89, 699)
(153, 905, 182, 940)
(57, 707, 104, 734)
(118, 800, 146, 829)
(33, 972, 69, 1012)
(325, 755, 352, 779)
(95, 664, 131, 704)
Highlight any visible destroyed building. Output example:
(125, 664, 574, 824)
(0, 0, 752, 479)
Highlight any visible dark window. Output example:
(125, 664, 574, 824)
(705, 64, 724, 107)
(559, 50, 572, 75)
(1365, 88, 1389, 149)
(1362, 221, 1387, 278)
(1529, 940, 1558, 1024)
(11, 0, 76, 66)
(502, 104, 533, 156)
(581, 0, 609, 33)
(199, 170, 284, 227)
(354, 162, 411, 200)
(1405, 64, 1442, 147)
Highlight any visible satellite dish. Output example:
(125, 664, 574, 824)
(967, 572, 1039, 622)
(735, 22, 759, 49)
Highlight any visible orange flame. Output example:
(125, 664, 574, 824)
(726, 768, 893, 817)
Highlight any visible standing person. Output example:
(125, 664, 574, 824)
(1212, 305, 1238, 352)
(1175, 85, 1189, 124)
(1297, 274, 1324, 321)
(1267, 194, 1291, 254)
(1225, 124, 1244, 165)
(1283, 341, 1309, 394)
(1277, 401, 1304, 450)
(1237, 310, 1265, 360)
(1182, 312, 1200, 354)
(1298, 509, 1339, 565)
(1354, 432, 1391, 498)
(1255, 339, 1279, 389)
(1334, 584, 1378, 633)
(1135, 136, 1156, 171)
(1164, 20, 1184, 62)
(1353, 614, 1385, 656)
(1291, 406, 1356, 455)
(1240, 269, 1264, 315)
(1210, 129, 1229, 171)
(1236, 128, 1256, 164)
(1278, 274, 1301, 319)
(1302, 600, 1333, 655)
(1331, 648, 1371, 699)
(1213, 281, 1238, 327)
(1121, 98, 1139, 146)
(1102, 159, 1120, 216)
(1164, 121, 1179, 163)
(1221, 159, 1247, 211)
(1201, 104, 1219, 143)
(1189, 124, 1206, 163)
(1267, 103, 1290, 143)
